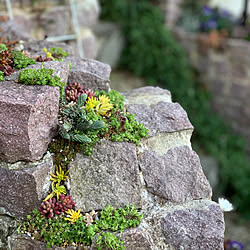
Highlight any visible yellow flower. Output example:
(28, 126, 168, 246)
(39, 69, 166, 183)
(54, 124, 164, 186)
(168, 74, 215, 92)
(43, 48, 53, 59)
(65, 209, 82, 223)
(85, 97, 100, 113)
(98, 95, 111, 104)
(50, 166, 69, 185)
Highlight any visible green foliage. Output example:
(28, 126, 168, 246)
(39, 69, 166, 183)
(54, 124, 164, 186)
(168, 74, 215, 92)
(18, 65, 66, 96)
(96, 89, 125, 110)
(49, 47, 69, 58)
(0, 43, 7, 52)
(100, 0, 250, 216)
(19, 205, 142, 248)
(0, 71, 3, 81)
(12, 51, 36, 69)
(19, 209, 97, 248)
(59, 94, 105, 144)
(96, 232, 124, 250)
(96, 205, 143, 232)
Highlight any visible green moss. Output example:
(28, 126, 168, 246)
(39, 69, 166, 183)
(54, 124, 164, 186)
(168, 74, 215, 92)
(13, 51, 36, 69)
(49, 47, 69, 58)
(48, 136, 81, 170)
(96, 232, 124, 250)
(18, 65, 66, 96)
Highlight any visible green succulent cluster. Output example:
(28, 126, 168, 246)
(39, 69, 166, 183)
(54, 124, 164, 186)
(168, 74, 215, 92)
(96, 232, 124, 250)
(59, 94, 105, 144)
(13, 51, 36, 69)
(18, 205, 143, 249)
(18, 64, 66, 96)
(0, 71, 3, 81)
(49, 47, 69, 59)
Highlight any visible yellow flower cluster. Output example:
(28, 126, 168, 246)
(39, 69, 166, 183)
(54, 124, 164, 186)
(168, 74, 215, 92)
(43, 48, 53, 59)
(85, 95, 113, 116)
(65, 209, 82, 223)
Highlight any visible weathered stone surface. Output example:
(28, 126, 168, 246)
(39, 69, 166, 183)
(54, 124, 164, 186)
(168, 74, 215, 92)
(95, 22, 125, 69)
(0, 215, 17, 249)
(0, 152, 54, 218)
(161, 201, 225, 249)
(0, 19, 31, 41)
(5, 61, 70, 84)
(143, 200, 224, 250)
(127, 102, 193, 137)
(8, 234, 78, 250)
(69, 140, 142, 212)
(23, 40, 74, 57)
(75, 0, 100, 28)
(66, 57, 111, 91)
(118, 227, 154, 250)
(123, 86, 172, 105)
(40, 6, 71, 37)
(139, 146, 212, 203)
(0, 82, 59, 163)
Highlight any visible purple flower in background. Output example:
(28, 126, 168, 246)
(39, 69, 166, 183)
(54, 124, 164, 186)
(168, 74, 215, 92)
(202, 5, 213, 16)
(207, 20, 217, 30)
(220, 9, 232, 18)
(230, 241, 244, 250)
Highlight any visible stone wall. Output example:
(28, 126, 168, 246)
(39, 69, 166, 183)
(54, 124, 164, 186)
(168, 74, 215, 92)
(0, 39, 224, 249)
(173, 27, 250, 149)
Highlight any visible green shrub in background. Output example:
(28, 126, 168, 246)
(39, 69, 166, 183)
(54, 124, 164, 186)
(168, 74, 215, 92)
(100, 0, 250, 217)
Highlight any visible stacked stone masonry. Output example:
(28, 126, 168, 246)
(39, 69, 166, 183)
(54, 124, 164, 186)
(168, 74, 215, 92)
(0, 40, 224, 249)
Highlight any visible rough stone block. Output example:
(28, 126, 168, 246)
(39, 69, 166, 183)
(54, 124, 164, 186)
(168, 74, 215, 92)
(123, 86, 172, 105)
(0, 82, 59, 163)
(5, 61, 70, 84)
(127, 102, 193, 137)
(0, 19, 31, 41)
(66, 57, 111, 91)
(139, 146, 212, 203)
(0, 152, 54, 218)
(161, 201, 224, 249)
(68, 140, 142, 212)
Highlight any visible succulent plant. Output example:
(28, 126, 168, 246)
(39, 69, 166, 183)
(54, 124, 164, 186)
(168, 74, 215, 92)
(85, 95, 113, 116)
(39, 194, 75, 219)
(0, 50, 13, 68)
(84, 89, 96, 99)
(50, 166, 69, 185)
(36, 55, 53, 62)
(44, 183, 66, 201)
(84, 210, 98, 226)
(65, 209, 82, 223)
(65, 82, 84, 103)
(0, 65, 14, 76)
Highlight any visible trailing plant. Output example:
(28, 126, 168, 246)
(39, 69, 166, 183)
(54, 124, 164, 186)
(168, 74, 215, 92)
(18, 64, 66, 96)
(100, 0, 250, 217)
(96, 232, 125, 250)
(12, 51, 36, 69)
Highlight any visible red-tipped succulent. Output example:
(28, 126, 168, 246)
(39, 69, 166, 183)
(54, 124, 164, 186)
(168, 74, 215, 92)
(39, 194, 75, 219)
(83, 89, 96, 99)
(65, 82, 85, 103)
